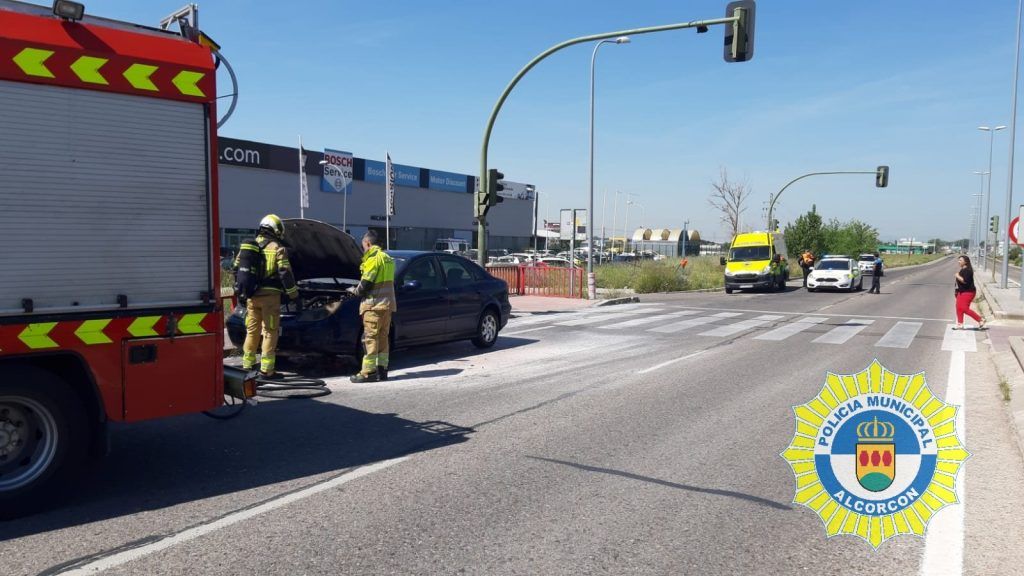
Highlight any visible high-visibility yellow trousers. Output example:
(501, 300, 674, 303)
(360, 308, 392, 376)
(242, 292, 282, 375)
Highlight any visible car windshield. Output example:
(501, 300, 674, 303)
(859, 255, 876, 261)
(730, 246, 770, 261)
(816, 260, 850, 270)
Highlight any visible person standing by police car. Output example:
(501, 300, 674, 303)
(347, 230, 397, 383)
(234, 214, 299, 380)
(868, 252, 883, 294)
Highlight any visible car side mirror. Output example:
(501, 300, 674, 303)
(402, 280, 421, 291)
(719, 256, 727, 266)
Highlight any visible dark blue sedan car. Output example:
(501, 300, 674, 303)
(226, 219, 511, 360)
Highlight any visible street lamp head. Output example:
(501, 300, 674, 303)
(973, 170, 990, 175)
(979, 125, 1008, 132)
(614, 36, 631, 44)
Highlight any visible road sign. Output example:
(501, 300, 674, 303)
(559, 209, 573, 240)
(1010, 215, 1021, 245)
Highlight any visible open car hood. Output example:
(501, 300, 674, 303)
(282, 219, 363, 281)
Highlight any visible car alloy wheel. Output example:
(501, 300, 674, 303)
(472, 310, 499, 349)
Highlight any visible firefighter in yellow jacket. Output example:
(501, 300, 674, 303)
(236, 214, 299, 380)
(347, 230, 397, 383)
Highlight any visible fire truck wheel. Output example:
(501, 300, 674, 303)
(0, 366, 89, 519)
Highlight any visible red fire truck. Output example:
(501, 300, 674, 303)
(0, 0, 253, 518)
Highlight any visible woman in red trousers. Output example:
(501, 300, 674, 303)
(953, 255, 986, 330)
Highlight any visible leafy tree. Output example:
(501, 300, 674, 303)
(783, 205, 826, 258)
(829, 219, 879, 256)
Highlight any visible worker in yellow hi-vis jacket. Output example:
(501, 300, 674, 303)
(235, 214, 299, 379)
(347, 229, 397, 383)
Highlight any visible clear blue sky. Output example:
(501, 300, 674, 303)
(88, 0, 1023, 242)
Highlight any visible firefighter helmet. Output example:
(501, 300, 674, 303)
(259, 214, 284, 238)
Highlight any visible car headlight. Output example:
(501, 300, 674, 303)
(725, 269, 734, 276)
(761, 265, 771, 274)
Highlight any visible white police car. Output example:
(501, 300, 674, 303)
(807, 255, 863, 292)
(857, 253, 878, 275)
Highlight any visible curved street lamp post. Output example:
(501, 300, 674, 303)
(473, 6, 755, 271)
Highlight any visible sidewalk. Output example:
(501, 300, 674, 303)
(980, 267, 1024, 321)
(510, 295, 600, 316)
(977, 267, 1024, 463)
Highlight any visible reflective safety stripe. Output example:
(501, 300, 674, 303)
(177, 313, 206, 335)
(18, 322, 58, 349)
(12, 47, 54, 78)
(260, 353, 276, 374)
(377, 353, 389, 368)
(75, 319, 113, 345)
(128, 316, 161, 337)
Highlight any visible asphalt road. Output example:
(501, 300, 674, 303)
(3, 256, 1024, 575)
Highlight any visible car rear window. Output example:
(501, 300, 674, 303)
(817, 260, 851, 270)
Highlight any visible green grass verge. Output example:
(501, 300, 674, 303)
(595, 257, 724, 293)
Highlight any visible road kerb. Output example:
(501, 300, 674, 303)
(992, 337, 1024, 464)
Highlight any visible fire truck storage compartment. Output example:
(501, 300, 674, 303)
(0, 79, 212, 314)
(123, 333, 220, 421)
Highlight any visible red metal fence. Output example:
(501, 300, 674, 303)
(486, 265, 586, 298)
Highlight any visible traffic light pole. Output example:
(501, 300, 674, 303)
(474, 12, 746, 267)
(766, 170, 883, 231)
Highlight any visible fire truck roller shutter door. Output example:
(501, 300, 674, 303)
(0, 80, 211, 313)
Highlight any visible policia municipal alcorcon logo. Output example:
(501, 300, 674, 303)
(780, 361, 968, 548)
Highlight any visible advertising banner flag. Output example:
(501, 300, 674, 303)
(298, 136, 309, 215)
(386, 152, 396, 216)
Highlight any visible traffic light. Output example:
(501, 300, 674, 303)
(876, 165, 889, 188)
(990, 215, 1000, 233)
(723, 1, 756, 63)
(487, 168, 505, 207)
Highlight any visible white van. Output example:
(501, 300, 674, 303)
(434, 238, 470, 254)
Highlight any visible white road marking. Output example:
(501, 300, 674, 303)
(919, 350, 966, 576)
(556, 312, 637, 327)
(597, 310, 697, 330)
(811, 318, 874, 344)
(667, 305, 950, 323)
(941, 325, 978, 353)
(754, 316, 829, 341)
(647, 312, 742, 334)
(53, 457, 409, 576)
(875, 321, 923, 349)
(698, 315, 784, 337)
(637, 349, 708, 374)
(503, 325, 554, 336)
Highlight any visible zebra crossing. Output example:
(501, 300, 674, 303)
(506, 305, 968, 351)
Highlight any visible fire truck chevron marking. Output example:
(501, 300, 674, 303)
(177, 313, 207, 334)
(18, 322, 59, 349)
(75, 319, 113, 345)
(70, 55, 109, 85)
(172, 70, 205, 97)
(128, 316, 161, 337)
(123, 63, 158, 91)
(13, 47, 54, 78)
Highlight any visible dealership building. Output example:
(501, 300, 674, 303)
(217, 137, 535, 252)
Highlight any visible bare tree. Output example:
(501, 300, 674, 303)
(707, 167, 751, 238)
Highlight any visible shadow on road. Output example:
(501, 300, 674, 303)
(283, 336, 538, 379)
(2, 400, 474, 538)
(528, 456, 792, 511)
